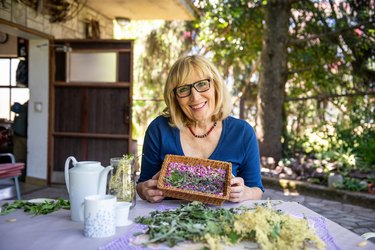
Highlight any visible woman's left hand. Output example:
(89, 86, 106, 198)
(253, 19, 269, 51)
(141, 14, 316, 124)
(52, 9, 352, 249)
(229, 176, 263, 202)
(229, 176, 246, 202)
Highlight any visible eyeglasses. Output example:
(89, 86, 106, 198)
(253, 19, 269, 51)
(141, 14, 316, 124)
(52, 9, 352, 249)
(173, 78, 211, 98)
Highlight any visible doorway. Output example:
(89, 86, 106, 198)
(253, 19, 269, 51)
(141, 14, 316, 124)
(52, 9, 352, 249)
(0, 21, 51, 186)
(50, 39, 134, 183)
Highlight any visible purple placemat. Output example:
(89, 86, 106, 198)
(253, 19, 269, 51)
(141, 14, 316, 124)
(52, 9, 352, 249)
(306, 216, 341, 250)
(101, 206, 340, 250)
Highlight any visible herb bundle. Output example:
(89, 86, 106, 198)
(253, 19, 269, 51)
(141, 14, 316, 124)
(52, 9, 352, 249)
(0, 198, 70, 216)
(165, 162, 227, 195)
(134, 201, 325, 250)
(135, 201, 240, 247)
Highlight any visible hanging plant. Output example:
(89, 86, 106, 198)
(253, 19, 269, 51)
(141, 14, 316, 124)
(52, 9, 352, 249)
(10, 0, 87, 23)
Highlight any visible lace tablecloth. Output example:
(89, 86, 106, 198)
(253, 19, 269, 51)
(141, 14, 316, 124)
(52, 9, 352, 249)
(0, 200, 373, 250)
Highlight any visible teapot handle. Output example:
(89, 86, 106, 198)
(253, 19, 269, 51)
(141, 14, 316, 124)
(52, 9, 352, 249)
(98, 165, 113, 195)
(64, 156, 77, 194)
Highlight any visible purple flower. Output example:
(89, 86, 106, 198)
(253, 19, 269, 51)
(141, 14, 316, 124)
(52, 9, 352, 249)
(164, 162, 227, 196)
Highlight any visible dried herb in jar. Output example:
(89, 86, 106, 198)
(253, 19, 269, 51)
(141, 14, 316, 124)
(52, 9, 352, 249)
(109, 154, 136, 206)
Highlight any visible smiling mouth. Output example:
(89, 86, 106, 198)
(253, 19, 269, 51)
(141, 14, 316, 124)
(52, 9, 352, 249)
(190, 101, 207, 110)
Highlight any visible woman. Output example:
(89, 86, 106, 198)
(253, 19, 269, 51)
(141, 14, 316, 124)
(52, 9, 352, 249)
(136, 55, 264, 203)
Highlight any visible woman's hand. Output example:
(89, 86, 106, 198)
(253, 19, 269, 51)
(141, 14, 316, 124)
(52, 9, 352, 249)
(136, 172, 165, 203)
(229, 176, 263, 202)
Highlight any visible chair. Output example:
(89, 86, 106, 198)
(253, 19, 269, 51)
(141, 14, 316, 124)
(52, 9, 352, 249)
(0, 153, 24, 200)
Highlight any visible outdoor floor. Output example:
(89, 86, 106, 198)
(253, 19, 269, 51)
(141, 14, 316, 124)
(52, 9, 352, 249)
(2, 181, 375, 244)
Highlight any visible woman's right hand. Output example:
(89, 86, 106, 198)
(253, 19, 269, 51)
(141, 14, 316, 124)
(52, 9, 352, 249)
(136, 171, 165, 203)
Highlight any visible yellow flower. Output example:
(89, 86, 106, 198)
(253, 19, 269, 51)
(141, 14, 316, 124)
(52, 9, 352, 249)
(232, 206, 325, 250)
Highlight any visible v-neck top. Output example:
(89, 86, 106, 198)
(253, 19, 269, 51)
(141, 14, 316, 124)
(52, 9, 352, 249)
(139, 115, 264, 191)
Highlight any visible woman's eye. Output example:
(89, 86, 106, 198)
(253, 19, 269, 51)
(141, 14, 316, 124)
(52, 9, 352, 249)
(178, 86, 190, 93)
(196, 81, 207, 88)
(196, 81, 209, 89)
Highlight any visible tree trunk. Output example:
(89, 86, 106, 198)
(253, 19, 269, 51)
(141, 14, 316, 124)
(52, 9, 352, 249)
(256, 0, 291, 163)
(239, 94, 245, 120)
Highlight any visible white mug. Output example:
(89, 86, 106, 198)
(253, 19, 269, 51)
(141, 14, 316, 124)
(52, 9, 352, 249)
(115, 202, 132, 227)
(83, 195, 116, 238)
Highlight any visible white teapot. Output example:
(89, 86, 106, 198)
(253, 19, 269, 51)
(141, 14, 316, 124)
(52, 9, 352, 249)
(64, 156, 113, 222)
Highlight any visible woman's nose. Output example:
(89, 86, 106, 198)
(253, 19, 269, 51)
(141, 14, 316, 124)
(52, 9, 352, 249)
(189, 87, 200, 100)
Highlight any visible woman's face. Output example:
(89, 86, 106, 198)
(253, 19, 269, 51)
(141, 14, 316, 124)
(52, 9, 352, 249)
(176, 70, 216, 123)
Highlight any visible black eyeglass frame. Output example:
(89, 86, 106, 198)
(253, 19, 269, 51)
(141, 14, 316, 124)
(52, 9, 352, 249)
(173, 78, 212, 98)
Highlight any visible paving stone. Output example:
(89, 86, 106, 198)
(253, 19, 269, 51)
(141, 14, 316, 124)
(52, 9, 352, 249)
(356, 215, 375, 221)
(353, 228, 373, 237)
(321, 200, 342, 206)
(342, 217, 366, 223)
(306, 202, 324, 207)
(359, 222, 375, 227)
(323, 214, 346, 220)
(320, 210, 343, 216)
(342, 206, 355, 212)
(352, 207, 374, 214)
(343, 203, 361, 210)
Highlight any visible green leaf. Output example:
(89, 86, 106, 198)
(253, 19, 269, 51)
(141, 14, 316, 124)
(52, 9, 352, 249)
(0, 199, 70, 216)
(227, 231, 241, 244)
(206, 220, 221, 234)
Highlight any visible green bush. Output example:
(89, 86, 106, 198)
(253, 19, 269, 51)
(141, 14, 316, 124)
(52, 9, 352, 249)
(333, 177, 368, 192)
(283, 122, 374, 180)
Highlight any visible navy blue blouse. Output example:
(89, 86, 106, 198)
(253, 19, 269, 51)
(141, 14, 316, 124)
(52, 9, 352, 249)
(139, 115, 264, 191)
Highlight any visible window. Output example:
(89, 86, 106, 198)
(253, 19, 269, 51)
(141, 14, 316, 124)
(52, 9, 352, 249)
(0, 58, 29, 121)
(68, 52, 117, 82)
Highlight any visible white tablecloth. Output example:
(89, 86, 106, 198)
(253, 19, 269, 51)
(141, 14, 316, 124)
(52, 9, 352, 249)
(0, 199, 373, 250)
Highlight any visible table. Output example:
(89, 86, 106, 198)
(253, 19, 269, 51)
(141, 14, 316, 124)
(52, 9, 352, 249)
(0, 199, 373, 250)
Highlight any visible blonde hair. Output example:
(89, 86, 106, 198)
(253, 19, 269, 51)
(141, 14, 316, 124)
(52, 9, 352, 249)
(163, 55, 232, 128)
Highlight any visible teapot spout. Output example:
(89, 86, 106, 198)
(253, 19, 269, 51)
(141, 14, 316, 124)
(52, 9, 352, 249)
(98, 165, 113, 195)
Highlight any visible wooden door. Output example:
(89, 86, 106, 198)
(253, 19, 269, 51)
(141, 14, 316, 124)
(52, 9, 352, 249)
(49, 39, 133, 183)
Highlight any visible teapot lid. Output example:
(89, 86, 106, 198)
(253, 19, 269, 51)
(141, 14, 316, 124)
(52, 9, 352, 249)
(71, 161, 104, 173)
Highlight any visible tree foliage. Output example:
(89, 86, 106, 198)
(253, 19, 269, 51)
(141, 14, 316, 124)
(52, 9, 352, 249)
(193, 0, 264, 116)
(126, 1, 374, 185)
(130, 21, 194, 140)
(192, 0, 374, 173)
(284, 0, 375, 174)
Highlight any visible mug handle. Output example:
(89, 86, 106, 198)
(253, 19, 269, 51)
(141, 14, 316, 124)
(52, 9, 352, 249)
(64, 156, 77, 194)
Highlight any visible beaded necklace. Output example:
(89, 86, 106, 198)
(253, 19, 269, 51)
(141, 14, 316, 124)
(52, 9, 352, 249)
(188, 121, 217, 138)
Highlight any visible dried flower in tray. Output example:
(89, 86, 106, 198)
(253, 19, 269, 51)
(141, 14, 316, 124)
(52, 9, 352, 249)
(165, 162, 227, 195)
(157, 154, 232, 205)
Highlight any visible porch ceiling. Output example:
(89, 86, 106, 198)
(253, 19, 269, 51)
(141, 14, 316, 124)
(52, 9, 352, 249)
(86, 0, 197, 20)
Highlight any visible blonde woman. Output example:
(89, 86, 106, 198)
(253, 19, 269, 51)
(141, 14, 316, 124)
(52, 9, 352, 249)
(136, 55, 263, 203)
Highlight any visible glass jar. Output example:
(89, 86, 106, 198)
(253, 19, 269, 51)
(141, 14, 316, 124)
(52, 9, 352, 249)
(108, 156, 136, 209)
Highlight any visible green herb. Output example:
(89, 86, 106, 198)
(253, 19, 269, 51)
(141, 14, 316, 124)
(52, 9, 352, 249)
(135, 201, 247, 247)
(166, 171, 185, 187)
(0, 198, 70, 216)
(134, 201, 325, 250)
(270, 221, 283, 239)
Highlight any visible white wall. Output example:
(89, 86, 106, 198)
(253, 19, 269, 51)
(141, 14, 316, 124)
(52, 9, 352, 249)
(27, 39, 49, 180)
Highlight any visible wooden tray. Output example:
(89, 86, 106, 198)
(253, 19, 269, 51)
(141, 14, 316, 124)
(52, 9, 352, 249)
(157, 154, 232, 205)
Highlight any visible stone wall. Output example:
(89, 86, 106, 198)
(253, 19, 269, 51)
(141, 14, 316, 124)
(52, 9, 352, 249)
(0, 0, 113, 39)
